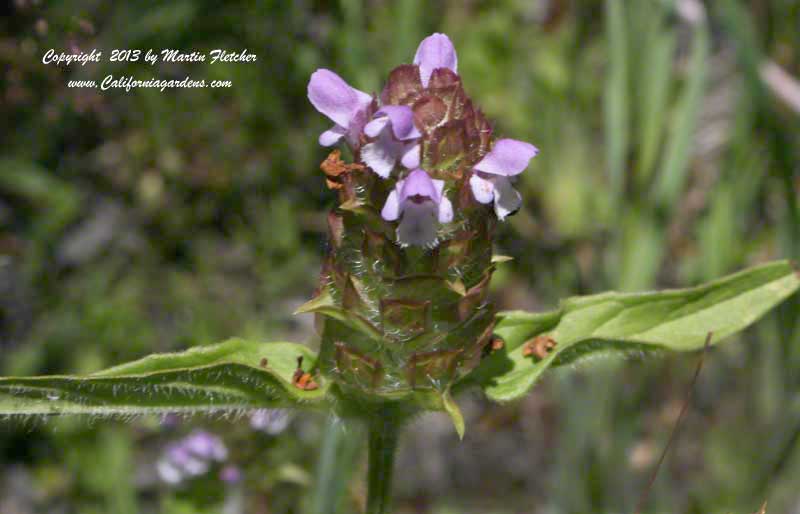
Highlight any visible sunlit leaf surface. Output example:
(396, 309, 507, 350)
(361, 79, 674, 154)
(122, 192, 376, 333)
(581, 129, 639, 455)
(0, 339, 328, 417)
(460, 261, 800, 402)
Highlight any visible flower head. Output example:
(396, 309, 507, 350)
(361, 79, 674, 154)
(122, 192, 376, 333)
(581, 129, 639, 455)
(381, 169, 453, 247)
(306, 33, 538, 247)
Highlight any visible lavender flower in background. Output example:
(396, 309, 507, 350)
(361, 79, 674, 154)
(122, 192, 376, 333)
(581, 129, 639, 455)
(219, 465, 242, 484)
(249, 409, 292, 435)
(157, 430, 228, 485)
(156, 412, 289, 487)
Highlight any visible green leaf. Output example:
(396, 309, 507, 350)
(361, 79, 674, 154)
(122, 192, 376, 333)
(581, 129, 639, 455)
(295, 286, 383, 340)
(442, 389, 465, 440)
(459, 261, 800, 402)
(0, 339, 328, 417)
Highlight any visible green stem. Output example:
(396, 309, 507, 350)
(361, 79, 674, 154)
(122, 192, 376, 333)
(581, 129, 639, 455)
(365, 411, 401, 514)
(312, 418, 343, 514)
(312, 416, 361, 514)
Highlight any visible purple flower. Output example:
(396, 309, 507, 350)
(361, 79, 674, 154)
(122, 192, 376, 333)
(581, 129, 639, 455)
(183, 430, 228, 460)
(219, 465, 242, 484)
(361, 105, 422, 178)
(469, 139, 538, 220)
(413, 33, 458, 87)
(307, 33, 539, 230)
(249, 409, 292, 435)
(381, 169, 453, 247)
(157, 430, 228, 485)
(308, 69, 373, 147)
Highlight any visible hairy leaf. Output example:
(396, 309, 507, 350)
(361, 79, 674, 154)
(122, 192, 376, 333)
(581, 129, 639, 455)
(0, 339, 328, 417)
(459, 261, 800, 402)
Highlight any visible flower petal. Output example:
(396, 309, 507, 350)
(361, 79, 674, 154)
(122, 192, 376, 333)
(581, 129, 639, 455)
(183, 456, 210, 476)
(308, 69, 372, 128)
(157, 460, 184, 484)
(432, 178, 445, 203)
(220, 465, 242, 484)
(400, 169, 438, 202)
(401, 143, 421, 169)
(364, 116, 389, 138)
(250, 409, 292, 435)
(469, 173, 495, 204)
(492, 176, 522, 220)
(381, 188, 402, 221)
(413, 33, 458, 87)
(345, 108, 370, 147)
(361, 130, 403, 178)
(474, 138, 538, 176)
(397, 201, 439, 247)
(319, 125, 347, 146)
(185, 431, 228, 461)
(438, 195, 453, 223)
(375, 105, 421, 140)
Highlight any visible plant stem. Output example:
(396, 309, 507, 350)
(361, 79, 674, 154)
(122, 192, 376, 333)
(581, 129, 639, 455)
(312, 416, 362, 514)
(365, 410, 401, 514)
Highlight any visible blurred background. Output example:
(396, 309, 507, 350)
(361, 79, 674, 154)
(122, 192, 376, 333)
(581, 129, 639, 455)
(1, 0, 799, 512)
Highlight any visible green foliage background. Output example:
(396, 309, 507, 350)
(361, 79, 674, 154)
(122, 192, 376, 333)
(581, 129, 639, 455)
(1, 0, 798, 513)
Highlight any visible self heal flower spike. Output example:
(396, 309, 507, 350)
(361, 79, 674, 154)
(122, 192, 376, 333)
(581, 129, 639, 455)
(301, 32, 536, 403)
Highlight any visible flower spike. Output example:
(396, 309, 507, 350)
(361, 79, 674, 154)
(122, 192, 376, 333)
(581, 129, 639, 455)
(306, 32, 537, 399)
